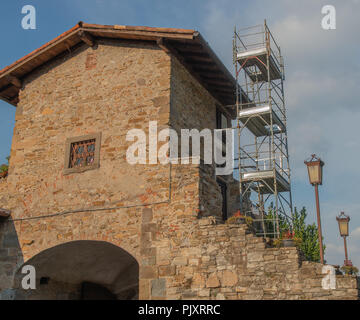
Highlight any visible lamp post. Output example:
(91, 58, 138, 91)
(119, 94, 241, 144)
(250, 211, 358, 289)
(336, 211, 352, 266)
(304, 154, 325, 264)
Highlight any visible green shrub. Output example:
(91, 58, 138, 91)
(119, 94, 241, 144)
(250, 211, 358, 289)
(340, 265, 359, 275)
(266, 205, 325, 262)
(0, 156, 10, 175)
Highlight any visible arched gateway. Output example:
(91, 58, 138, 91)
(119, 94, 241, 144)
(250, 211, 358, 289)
(14, 241, 139, 300)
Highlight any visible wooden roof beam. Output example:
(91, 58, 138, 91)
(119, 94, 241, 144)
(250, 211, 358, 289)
(78, 30, 96, 47)
(201, 79, 234, 88)
(184, 56, 214, 64)
(157, 38, 170, 54)
(199, 74, 229, 82)
(195, 34, 237, 88)
(10, 96, 19, 105)
(192, 65, 220, 72)
(210, 87, 235, 94)
(173, 44, 204, 53)
(0, 86, 9, 96)
(83, 27, 195, 40)
(5, 75, 22, 88)
(183, 52, 210, 58)
(158, 40, 230, 106)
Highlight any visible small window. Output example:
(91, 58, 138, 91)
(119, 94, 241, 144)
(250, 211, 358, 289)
(216, 107, 228, 166)
(217, 178, 228, 221)
(64, 133, 101, 175)
(70, 139, 96, 168)
(40, 277, 50, 285)
(216, 106, 228, 130)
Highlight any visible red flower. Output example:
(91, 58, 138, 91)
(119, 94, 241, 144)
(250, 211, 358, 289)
(282, 230, 295, 239)
(234, 210, 243, 217)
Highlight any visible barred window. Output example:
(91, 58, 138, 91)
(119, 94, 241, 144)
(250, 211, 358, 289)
(64, 133, 101, 174)
(70, 139, 96, 168)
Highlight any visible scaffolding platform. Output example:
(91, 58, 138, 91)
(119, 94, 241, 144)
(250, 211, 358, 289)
(238, 104, 285, 137)
(236, 47, 282, 81)
(241, 169, 290, 194)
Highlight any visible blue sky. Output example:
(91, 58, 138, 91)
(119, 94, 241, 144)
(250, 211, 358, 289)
(0, 0, 359, 267)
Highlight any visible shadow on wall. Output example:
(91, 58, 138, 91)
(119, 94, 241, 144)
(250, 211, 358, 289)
(0, 219, 24, 300)
(12, 240, 139, 300)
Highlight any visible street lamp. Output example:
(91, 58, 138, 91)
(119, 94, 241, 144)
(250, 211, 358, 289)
(336, 211, 352, 266)
(304, 154, 325, 264)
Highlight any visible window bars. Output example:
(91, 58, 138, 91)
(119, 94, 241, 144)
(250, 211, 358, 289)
(69, 139, 96, 168)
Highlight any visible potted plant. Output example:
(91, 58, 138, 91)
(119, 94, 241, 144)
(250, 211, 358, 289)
(340, 265, 359, 276)
(273, 230, 302, 247)
(226, 211, 244, 224)
(0, 165, 8, 179)
(226, 211, 254, 229)
(281, 230, 294, 247)
(0, 156, 10, 179)
(233, 210, 245, 223)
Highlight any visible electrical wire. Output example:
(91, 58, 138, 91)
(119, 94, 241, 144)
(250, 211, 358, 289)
(5, 163, 173, 223)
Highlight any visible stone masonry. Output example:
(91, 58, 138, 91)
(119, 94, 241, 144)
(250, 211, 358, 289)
(152, 216, 359, 300)
(0, 27, 359, 299)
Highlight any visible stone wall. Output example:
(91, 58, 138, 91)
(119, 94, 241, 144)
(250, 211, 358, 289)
(0, 178, 23, 299)
(9, 39, 172, 219)
(153, 217, 359, 300)
(0, 39, 176, 296)
(0, 220, 23, 299)
(170, 57, 235, 219)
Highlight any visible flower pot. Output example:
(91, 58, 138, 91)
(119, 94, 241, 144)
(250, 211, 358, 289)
(236, 217, 245, 223)
(282, 239, 295, 247)
(0, 171, 7, 179)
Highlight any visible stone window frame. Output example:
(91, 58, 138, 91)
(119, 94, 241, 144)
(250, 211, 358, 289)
(63, 133, 101, 175)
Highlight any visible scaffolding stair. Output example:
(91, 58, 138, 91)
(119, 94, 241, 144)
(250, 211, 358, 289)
(236, 47, 282, 81)
(238, 104, 285, 137)
(241, 169, 290, 194)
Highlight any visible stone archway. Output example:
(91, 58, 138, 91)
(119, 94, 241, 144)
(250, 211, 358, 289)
(13, 240, 139, 300)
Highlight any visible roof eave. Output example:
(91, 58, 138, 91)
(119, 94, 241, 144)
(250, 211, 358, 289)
(0, 23, 240, 108)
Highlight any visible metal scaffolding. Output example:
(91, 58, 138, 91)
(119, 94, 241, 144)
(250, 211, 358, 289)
(232, 20, 293, 238)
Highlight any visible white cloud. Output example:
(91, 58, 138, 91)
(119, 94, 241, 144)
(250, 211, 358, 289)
(326, 242, 343, 255)
(351, 227, 360, 238)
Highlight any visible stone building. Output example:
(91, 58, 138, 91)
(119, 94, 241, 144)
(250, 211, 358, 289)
(0, 22, 358, 300)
